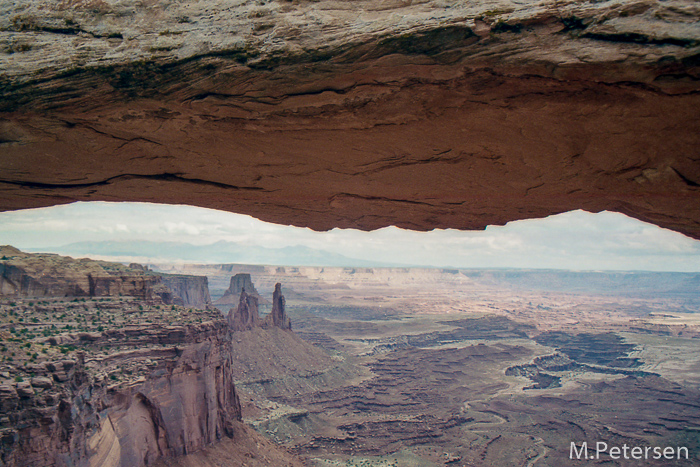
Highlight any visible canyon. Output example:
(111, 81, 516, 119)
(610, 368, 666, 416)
(1, 247, 700, 465)
(155, 261, 700, 466)
(1, 0, 700, 464)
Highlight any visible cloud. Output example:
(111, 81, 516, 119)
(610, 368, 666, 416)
(0, 202, 698, 271)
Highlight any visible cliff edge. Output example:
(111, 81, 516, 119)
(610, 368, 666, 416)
(0, 319, 242, 467)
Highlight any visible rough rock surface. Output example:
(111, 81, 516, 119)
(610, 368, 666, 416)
(160, 274, 212, 308)
(0, 0, 699, 237)
(228, 290, 261, 332)
(0, 321, 242, 467)
(152, 422, 305, 467)
(0, 245, 166, 300)
(215, 274, 260, 307)
(0, 246, 212, 307)
(262, 283, 291, 331)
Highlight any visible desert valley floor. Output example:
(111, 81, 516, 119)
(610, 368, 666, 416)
(149, 264, 700, 467)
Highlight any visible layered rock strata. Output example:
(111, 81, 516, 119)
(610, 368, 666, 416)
(0, 246, 212, 309)
(0, 246, 167, 300)
(160, 274, 212, 308)
(0, 320, 242, 467)
(0, 0, 698, 238)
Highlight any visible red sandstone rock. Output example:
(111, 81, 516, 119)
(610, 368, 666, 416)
(0, 1, 698, 237)
(215, 274, 261, 307)
(228, 290, 261, 332)
(262, 283, 291, 331)
(1, 321, 242, 467)
(0, 246, 212, 307)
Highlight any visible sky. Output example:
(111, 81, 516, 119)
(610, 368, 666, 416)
(0, 201, 699, 272)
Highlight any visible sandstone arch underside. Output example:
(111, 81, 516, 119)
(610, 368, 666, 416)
(0, 0, 699, 237)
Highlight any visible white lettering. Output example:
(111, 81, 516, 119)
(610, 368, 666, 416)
(570, 442, 588, 460)
(609, 446, 620, 459)
(568, 442, 689, 461)
(630, 446, 642, 459)
(596, 441, 608, 459)
(621, 444, 630, 459)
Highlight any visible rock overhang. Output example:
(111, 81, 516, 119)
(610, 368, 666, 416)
(0, 0, 699, 238)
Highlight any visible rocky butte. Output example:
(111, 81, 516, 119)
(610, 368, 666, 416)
(0, 0, 698, 239)
(227, 282, 291, 332)
(214, 273, 261, 308)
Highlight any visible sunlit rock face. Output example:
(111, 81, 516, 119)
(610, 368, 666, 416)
(0, 0, 699, 237)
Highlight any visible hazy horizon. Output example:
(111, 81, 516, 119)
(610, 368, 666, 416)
(0, 202, 699, 272)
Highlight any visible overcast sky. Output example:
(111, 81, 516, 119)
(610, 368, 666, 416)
(0, 202, 699, 272)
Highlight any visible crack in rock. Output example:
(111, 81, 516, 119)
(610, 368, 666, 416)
(0, 173, 265, 191)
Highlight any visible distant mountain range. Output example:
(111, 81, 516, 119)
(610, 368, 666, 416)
(28, 240, 406, 267)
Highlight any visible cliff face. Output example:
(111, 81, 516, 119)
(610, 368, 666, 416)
(160, 274, 211, 308)
(0, 246, 165, 300)
(0, 0, 699, 238)
(0, 247, 212, 309)
(0, 321, 241, 467)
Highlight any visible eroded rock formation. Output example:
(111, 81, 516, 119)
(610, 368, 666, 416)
(262, 283, 291, 331)
(215, 274, 260, 307)
(227, 289, 261, 332)
(0, 0, 699, 237)
(160, 274, 212, 308)
(0, 321, 242, 467)
(228, 283, 291, 331)
(0, 245, 166, 300)
(0, 246, 211, 308)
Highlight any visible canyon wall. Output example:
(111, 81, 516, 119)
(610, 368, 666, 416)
(0, 0, 698, 237)
(0, 246, 212, 309)
(0, 321, 241, 467)
(160, 274, 211, 308)
(0, 246, 166, 300)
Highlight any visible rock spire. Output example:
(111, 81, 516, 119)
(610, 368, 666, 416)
(263, 283, 291, 331)
(228, 283, 291, 331)
(228, 288, 261, 332)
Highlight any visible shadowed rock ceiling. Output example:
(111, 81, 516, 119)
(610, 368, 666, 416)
(0, 0, 699, 237)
